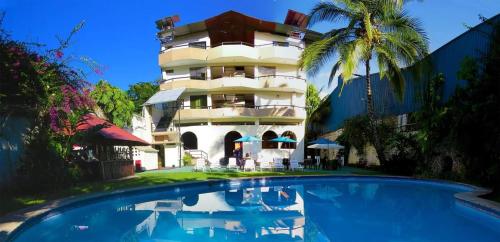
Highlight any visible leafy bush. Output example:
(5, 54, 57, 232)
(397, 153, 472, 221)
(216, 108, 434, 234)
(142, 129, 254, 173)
(182, 153, 193, 166)
(384, 133, 422, 176)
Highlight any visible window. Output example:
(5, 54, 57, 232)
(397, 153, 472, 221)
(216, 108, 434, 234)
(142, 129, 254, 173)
(164, 69, 174, 74)
(258, 66, 276, 77)
(281, 131, 297, 149)
(190, 67, 206, 80)
(190, 95, 207, 109)
(188, 41, 206, 49)
(262, 131, 278, 149)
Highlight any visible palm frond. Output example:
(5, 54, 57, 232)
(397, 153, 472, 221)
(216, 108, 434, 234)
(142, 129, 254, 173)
(307, 2, 351, 27)
(328, 61, 342, 87)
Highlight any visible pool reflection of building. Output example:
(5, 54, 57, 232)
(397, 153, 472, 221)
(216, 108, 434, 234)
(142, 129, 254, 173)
(131, 186, 305, 241)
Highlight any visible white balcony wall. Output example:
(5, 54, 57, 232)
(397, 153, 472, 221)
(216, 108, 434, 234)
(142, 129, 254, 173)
(163, 66, 191, 81)
(254, 31, 288, 45)
(255, 92, 293, 107)
(162, 31, 210, 51)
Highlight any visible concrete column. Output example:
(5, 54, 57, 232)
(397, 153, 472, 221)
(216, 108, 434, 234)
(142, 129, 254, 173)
(206, 66, 211, 80)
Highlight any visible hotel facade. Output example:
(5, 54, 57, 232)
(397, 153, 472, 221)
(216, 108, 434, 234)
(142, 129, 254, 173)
(132, 11, 320, 168)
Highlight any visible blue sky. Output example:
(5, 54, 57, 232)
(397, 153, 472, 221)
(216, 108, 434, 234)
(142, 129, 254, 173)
(2, 0, 499, 95)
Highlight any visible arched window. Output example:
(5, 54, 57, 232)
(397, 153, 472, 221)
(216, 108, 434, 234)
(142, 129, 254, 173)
(181, 132, 198, 150)
(281, 131, 297, 149)
(262, 131, 278, 149)
(224, 131, 242, 157)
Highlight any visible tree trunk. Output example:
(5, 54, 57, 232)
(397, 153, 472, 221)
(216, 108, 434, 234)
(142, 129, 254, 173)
(365, 59, 387, 166)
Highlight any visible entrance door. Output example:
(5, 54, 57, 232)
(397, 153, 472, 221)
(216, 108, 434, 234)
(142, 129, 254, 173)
(154, 145, 165, 168)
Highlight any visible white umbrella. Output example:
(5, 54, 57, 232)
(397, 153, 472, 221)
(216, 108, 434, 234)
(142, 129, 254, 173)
(307, 143, 344, 150)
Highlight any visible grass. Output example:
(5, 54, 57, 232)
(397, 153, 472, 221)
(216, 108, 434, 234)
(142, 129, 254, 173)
(0, 167, 381, 217)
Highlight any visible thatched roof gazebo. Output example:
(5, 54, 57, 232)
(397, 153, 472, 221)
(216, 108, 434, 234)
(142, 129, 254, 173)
(75, 114, 149, 180)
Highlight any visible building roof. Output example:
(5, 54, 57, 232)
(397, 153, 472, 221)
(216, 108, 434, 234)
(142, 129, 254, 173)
(157, 10, 322, 42)
(77, 114, 150, 146)
(144, 88, 186, 105)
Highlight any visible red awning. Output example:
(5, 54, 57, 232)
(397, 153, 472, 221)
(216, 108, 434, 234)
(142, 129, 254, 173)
(77, 114, 149, 146)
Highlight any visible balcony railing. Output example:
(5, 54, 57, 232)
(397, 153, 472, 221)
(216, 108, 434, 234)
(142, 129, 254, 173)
(160, 41, 303, 53)
(159, 75, 307, 93)
(161, 74, 306, 83)
(174, 105, 306, 121)
(159, 41, 303, 66)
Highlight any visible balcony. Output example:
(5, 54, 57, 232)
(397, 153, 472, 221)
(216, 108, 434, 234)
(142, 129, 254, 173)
(151, 130, 179, 144)
(159, 46, 207, 67)
(258, 45, 301, 65)
(207, 42, 258, 63)
(158, 42, 302, 66)
(173, 106, 306, 122)
(160, 75, 306, 93)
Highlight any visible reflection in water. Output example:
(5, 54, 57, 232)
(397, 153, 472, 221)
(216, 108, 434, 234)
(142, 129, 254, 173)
(12, 180, 500, 242)
(132, 186, 305, 241)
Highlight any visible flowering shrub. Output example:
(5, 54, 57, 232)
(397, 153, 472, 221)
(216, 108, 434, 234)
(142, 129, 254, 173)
(0, 21, 102, 191)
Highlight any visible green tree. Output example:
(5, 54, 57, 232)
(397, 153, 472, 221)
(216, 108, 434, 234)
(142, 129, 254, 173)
(91, 80, 134, 127)
(299, 0, 428, 165)
(127, 81, 159, 113)
(306, 83, 321, 117)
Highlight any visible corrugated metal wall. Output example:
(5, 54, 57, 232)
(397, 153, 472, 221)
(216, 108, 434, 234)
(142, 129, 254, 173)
(321, 15, 498, 132)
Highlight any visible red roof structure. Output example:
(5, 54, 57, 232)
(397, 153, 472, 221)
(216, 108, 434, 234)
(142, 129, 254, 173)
(77, 114, 149, 146)
(284, 10, 308, 29)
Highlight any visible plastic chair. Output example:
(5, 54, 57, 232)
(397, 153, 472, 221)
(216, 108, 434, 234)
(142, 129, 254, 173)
(244, 159, 256, 171)
(228, 157, 238, 170)
(208, 160, 221, 171)
(290, 160, 303, 171)
(260, 161, 272, 171)
(194, 159, 206, 172)
(273, 158, 284, 171)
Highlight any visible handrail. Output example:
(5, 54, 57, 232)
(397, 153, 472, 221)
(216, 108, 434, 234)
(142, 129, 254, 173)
(160, 74, 306, 83)
(185, 149, 208, 161)
(159, 41, 303, 53)
(181, 105, 307, 110)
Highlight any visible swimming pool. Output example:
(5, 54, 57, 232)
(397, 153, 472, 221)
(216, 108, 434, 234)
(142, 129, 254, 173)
(8, 176, 500, 241)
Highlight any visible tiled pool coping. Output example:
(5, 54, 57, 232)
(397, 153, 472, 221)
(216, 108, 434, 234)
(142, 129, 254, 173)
(1, 175, 499, 241)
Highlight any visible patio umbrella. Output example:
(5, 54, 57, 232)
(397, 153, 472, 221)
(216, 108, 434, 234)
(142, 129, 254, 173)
(270, 136, 297, 160)
(307, 138, 344, 163)
(234, 136, 261, 142)
(307, 143, 344, 149)
(235, 135, 261, 159)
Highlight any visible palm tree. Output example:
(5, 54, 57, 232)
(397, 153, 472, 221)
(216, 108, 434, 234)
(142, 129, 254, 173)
(299, 0, 428, 165)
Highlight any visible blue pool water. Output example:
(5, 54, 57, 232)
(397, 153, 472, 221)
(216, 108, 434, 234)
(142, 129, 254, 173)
(10, 177, 500, 242)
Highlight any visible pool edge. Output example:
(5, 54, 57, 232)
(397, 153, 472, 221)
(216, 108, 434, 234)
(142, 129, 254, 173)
(2, 175, 499, 241)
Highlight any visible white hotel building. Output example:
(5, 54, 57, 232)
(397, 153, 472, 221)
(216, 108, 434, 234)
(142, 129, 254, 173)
(132, 11, 320, 168)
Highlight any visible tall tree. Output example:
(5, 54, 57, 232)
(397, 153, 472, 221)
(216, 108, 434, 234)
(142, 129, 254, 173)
(127, 81, 159, 113)
(306, 83, 321, 117)
(299, 0, 428, 165)
(91, 80, 134, 127)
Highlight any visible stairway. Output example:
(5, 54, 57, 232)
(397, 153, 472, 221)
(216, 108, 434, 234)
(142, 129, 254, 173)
(185, 149, 209, 161)
(155, 115, 174, 131)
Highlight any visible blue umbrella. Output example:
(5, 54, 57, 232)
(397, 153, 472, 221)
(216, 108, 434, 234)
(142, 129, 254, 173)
(234, 136, 261, 142)
(308, 137, 336, 145)
(270, 137, 297, 143)
(235, 136, 260, 160)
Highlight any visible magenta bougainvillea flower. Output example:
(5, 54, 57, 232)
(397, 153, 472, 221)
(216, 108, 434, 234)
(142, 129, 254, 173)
(55, 50, 64, 59)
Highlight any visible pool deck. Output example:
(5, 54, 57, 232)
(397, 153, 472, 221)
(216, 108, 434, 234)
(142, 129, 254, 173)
(1, 171, 499, 241)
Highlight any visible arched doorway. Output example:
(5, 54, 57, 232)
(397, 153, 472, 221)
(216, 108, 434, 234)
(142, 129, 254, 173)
(224, 131, 242, 157)
(281, 131, 297, 149)
(181, 132, 198, 150)
(262, 131, 278, 149)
